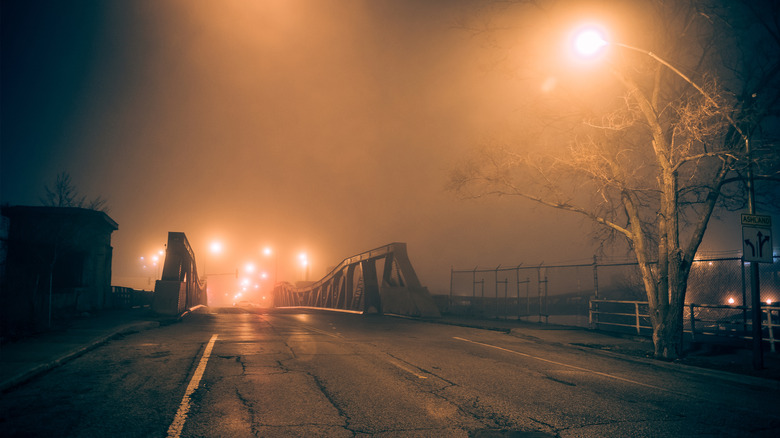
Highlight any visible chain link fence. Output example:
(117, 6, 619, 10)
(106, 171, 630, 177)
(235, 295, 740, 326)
(444, 256, 780, 327)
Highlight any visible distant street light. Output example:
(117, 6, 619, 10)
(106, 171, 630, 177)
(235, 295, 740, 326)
(571, 26, 761, 368)
(139, 248, 164, 282)
(263, 246, 278, 286)
(299, 252, 309, 281)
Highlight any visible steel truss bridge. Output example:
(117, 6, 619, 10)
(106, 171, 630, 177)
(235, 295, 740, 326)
(152, 232, 207, 315)
(274, 242, 440, 317)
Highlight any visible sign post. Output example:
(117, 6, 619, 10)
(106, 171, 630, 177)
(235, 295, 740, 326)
(741, 213, 773, 370)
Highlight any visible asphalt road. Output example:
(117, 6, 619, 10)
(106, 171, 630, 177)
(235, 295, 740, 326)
(1, 308, 778, 437)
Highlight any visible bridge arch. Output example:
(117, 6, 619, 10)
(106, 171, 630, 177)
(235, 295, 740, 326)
(274, 242, 440, 317)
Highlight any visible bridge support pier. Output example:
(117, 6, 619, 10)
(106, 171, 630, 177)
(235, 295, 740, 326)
(152, 232, 206, 316)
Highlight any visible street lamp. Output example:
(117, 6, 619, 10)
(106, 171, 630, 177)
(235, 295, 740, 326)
(203, 240, 225, 280)
(572, 27, 762, 368)
(299, 252, 309, 281)
(573, 28, 607, 57)
(263, 246, 278, 287)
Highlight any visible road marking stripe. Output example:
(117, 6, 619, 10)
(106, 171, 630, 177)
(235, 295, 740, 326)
(167, 334, 219, 438)
(387, 357, 428, 379)
(303, 325, 344, 339)
(453, 336, 674, 393)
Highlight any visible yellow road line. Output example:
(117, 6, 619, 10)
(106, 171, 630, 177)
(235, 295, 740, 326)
(167, 334, 219, 438)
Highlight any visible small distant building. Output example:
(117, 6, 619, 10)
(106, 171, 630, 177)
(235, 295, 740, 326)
(0, 206, 118, 337)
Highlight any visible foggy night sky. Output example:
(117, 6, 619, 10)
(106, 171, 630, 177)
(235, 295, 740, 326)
(1, 0, 746, 297)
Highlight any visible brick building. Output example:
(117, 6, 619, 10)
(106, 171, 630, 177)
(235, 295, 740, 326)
(0, 206, 118, 337)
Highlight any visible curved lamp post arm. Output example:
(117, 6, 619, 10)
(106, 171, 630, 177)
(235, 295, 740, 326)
(611, 41, 755, 213)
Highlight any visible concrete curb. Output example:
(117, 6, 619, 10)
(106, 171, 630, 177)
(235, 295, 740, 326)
(0, 320, 160, 393)
(177, 305, 208, 320)
(507, 328, 780, 391)
(411, 316, 780, 390)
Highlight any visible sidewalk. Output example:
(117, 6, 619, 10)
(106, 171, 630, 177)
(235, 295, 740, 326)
(424, 315, 780, 387)
(0, 307, 172, 392)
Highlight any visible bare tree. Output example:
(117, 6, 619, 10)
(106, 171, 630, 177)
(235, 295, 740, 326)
(41, 172, 109, 212)
(449, 0, 779, 360)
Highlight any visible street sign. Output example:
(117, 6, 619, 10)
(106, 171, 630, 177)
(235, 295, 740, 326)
(741, 213, 772, 227)
(741, 214, 773, 263)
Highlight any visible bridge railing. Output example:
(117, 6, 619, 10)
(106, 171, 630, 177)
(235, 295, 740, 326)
(274, 242, 440, 317)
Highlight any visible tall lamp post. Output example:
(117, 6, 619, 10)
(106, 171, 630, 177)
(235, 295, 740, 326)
(574, 29, 763, 368)
(263, 246, 278, 287)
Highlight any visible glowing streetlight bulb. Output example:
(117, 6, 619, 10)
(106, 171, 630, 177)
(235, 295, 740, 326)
(728, 297, 735, 305)
(210, 241, 223, 254)
(574, 29, 607, 56)
(245, 262, 256, 273)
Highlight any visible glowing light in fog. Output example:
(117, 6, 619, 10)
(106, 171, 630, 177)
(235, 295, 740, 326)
(574, 28, 607, 56)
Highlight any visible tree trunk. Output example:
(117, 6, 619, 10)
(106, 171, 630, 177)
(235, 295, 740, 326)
(652, 304, 685, 360)
(649, 266, 689, 360)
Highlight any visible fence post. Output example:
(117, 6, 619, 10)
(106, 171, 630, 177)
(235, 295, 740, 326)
(768, 306, 776, 354)
(689, 303, 696, 343)
(589, 299, 595, 329)
(472, 267, 476, 310)
(592, 255, 599, 299)
(635, 302, 641, 335)
(537, 265, 546, 323)
(480, 279, 485, 315)
(741, 257, 748, 333)
(449, 266, 453, 314)
(515, 266, 521, 320)
(495, 265, 501, 319)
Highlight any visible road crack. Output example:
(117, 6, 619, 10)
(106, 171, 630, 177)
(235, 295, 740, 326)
(235, 387, 260, 437)
(306, 372, 357, 436)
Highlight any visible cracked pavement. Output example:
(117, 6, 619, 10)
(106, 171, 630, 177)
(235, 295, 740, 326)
(1, 308, 778, 437)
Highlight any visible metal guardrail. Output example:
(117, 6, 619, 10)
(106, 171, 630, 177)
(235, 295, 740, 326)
(110, 286, 153, 309)
(688, 303, 779, 353)
(590, 299, 779, 351)
(589, 300, 651, 335)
